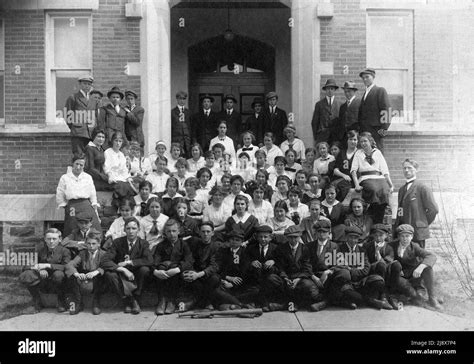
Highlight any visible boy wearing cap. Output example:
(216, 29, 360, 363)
(335, 81, 361, 144)
(306, 219, 338, 311)
(65, 75, 96, 154)
(219, 94, 242, 148)
(65, 229, 108, 315)
(245, 97, 267, 146)
(19, 229, 71, 313)
(124, 90, 145, 148)
(61, 211, 94, 258)
(264, 92, 288, 145)
(391, 224, 441, 309)
(272, 225, 321, 311)
(311, 79, 342, 146)
(358, 68, 391, 153)
(191, 94, 219, 151)
(98, 86, 127, 147)
(394, 159, 439, 248)
(171, 91, 192, 158)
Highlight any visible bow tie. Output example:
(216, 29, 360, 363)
(320, 156, 330, 161)
(242, 147, 253, 151)
(285, 167, 296, 172)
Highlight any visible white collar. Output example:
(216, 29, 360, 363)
(318, 239, 328, 247)
(346, 243, 358, 252)
(322, 200, 339, 208)
(162, 192, 183, 199)
(233, 212, 250, 224)
(406, 177, 416, 184)
(80, 89, 89, 98)
(347, 95, 356, 103)
(365, 83, 376, 93)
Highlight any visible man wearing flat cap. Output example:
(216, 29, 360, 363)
(61, 210, 94, 258)
(191, 94, 219, 151)
(98, 86, 128, 147)
(270, 225, 322, 311)
(334, 81, 361, 144)
(124, 90, 145, 149)
(390, 224, 441, 309)
(219, 94, 242, 149)
(65, 75, 97, 154)
(171, 91, 192, 158)
(358, 68, 391, 153)
(264, 91, 288, 145)
(311, 79, 343, 146)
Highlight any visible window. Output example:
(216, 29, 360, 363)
(0, 19, 4, 124)
(367, 11, 414, 124)
(45, 13, 92, 125)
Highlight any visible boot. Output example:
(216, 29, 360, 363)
(155, 296, 166, 316)
(28, 286, 43, 312)
(131, 297, 141, 315)
(123, 297, 132, 313)
(310, 300, 328, 312)
(428, 296, 442, 310)
(164, 300, 176, 315)
(57, 293, 67, 313)
(366, 297, 385, 310)
(387, 295, 402, 310)
(92, 295, 101, 315)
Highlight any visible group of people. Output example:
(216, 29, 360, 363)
(18, 67, 442, 316)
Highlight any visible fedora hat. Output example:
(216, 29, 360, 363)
(125, 90, 138, 99)
(342, 81, 358, 91)
(359, 68, 376, 78)
(224, 94, 237, 103)
(251, 97, 264, 108)
(200, 94, 215, 103)
(322, 79, 339, 90)
(107, 86, 124, 99)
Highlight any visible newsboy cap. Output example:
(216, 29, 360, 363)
(284, 225, 302, 237)
(228, 229, 245, 240)
(345, 225, 364, 236)
(265, 91, 278, 100)
(314, 220, 332, 232)
(125, 90, 138, 99)
(200, 94, 215, 103)
(359, 68, 376, 78)
(255, 225, 273, 234)
(396, 224, 414, 235)
(78, 75, 94, 83)
(371, 224, 390, 234)
(76, 211, 93, 222)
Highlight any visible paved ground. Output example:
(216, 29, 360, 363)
(1, 306, 472, 331)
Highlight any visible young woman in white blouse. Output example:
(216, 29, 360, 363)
(209, 121, 236, 163)
(248, 185, 274, 225)
(260, 132, 283, 167)
(104, 132, 130, 184)
(139, 197, 169, 251)
(187, 143, 206, 174)
(202, 186, 232, 238)
(104, 198, 136, 248)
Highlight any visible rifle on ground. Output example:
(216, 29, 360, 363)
(178, 308, 263, 319)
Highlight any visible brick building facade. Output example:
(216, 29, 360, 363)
(0, 0, 473, 251)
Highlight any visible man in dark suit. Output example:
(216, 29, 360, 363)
(244, 225, 279, 310)
(244, 97, 267, 146)
(218, 94, 242, 148)
(272, 225, 320, 311)
(307, 220, 338, 311)
(358, 68, 391, 153)
(171, 91, 192, 158)
(61, 211, 93, 258)
(394, 159, 439, 248)
(311, 79, 343, 146)
(124, 90, 145, 148)
(264, 91, 288, 145)
(152, 219, 194, 315)
(102, 217, 153, 315)
(334, 81, 361, 144)
(64, 75, 96, 154)
(65, 229, 107, 315)
(98, 86, 127, 147)
(391, 224, 441, 309)
(191, 94, 219, 151)
(19, 229, 71, 313)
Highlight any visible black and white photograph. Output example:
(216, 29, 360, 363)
(0, 0, 473, 359)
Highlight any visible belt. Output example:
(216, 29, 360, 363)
(360, 171, 382, 176)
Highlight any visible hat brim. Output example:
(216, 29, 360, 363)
(359, 71, 375, 77)
(107, 91, 124, 99)
(125, 92, 138, 98)
(251, 102, 263, 108)
(342, 86, 358, 91)
(285, 233, 302, 237)
(322, 85, 339, 90)
(372, 228, 388, 234)
(200, 96, 215, 103)
(316, 228, 331, 232)
(224, 97, 237, 103)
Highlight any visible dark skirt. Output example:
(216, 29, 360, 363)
(64, 199, 101, 236)
(361, 178, 390, 205)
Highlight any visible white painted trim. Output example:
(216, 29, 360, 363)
(0, 123, 70, 134)
(0, 0, 99, 10)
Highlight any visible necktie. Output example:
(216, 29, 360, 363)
(228, 110, 231, 116)
(260, 246, 265, 261)
(140, 202, 147, 217)
(129, 242, 134, 253)
(89, 252, 95, 270)
(149, 220, 159, 235)
(317, 243, 324, 257)
(115, 105, 120, 114)
(347, 99, 351, 107)
(292, 247, 297, 259)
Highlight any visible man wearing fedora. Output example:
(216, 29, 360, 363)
(191, 94, 219, 151)
(98, 86, 127, 147)
(264, 91, 288, 145)
(334, 81, 361, 144)
(171, 91, 192, 158)
(358, 68, 391, 153)
(244, 96, 267, 146)
(124, 90, 145, 149)
(65, 75, 97, 155)
(219, 94, 242, 149)
(311, 79, 343, 146)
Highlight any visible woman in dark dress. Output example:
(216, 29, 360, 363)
(224, 195, 259, 246)
(84, 128, 114, 191)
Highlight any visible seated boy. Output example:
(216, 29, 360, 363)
(61, 211, 94, 258)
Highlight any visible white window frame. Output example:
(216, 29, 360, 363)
(45, 12, 93, 126)
(366, 10, 414, 125)
(0, 18, 5, 126)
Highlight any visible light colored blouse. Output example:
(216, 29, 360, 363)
(56, 171, 98, 207)
(313, 155, 335, 175)
(146, 172, 170, 194)
(351, 149, 389, 183)
(187, 157, 206, 174)
(202, 203, 233, 227)
(260, 145, 284, 166)
(209, 136, 236, 162)
(139, 213, 169, 250)
(104, 148, 130, 183)
(248, 200, 274, 225)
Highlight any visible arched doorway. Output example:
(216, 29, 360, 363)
(188, 34, 275, 116)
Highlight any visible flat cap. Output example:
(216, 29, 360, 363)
(396, 224, 414, 235)
(359, 68, 376, 78)
(284, 225, 302, 237)
(76, 211, 93, 222)
(255, 225, 273, 234)
(314, 220, 332, 232)
(266, 91, 278, 100)
(345, 225, 364, 236)
(228, 229, 245, 240)
(78, 75, 94, 83)
(371, 224, 390, 234)
(125, 90, 138, 98)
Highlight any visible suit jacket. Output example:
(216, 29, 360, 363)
(395, 180, 439, 241)
(152, 238, 194, 272)
(335, 97, 361, 141)
(98, 104, 127, 133)
(363, 241, 394, 265)
(245, 242, 278, 264)
(37, 244, 71, 271)
(216, 246, 249, 279)
(275, 242, 312, 280)
(191, 110, 219, 150)
(337, 243, 370, 282)
(358, 85, 391, 130)
(321, 203, 346, 227)
(263, 107, 288, 145)
(65, 91, 96, 139)
(244, 113, 267, 146)
(188, 239, 220, 277)
(307, 239, 339, 275)
(391, 241, 437, 277)
(103, 236, 153, 270)
(218, 110, 242, 147)
(311, 97, 342, 141)
(171, 106, 192, 145)
(125, 105, 145, 147)
(65, 249, 108, 277)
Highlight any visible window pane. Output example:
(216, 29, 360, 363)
(54, 17, 90, 69)
(368, 14, 412, 68)
(0, 19, 4, 70)
(0, 72, 4, 119)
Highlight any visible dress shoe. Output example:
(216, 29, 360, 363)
(218, 303, 241, 311)
(262, 306, 270, 313)
(428, 297, 442, 310)
(69, 302, 83, 315)
(123, 298, 132, 314)
(380, 299, 394, 310)
(268, 302, 285, 311)
(92, 306, 102, 315)
(57, 302, 67, 313)
(204, 304, 214, 311)
(165, 300, 176, 314)
(131, 298, 141, 315)
(310, 300, 328, 312)
(342, 301, 357, 310)
(33, 296, 43, 313)
(92, 297, 101, 315)
(410, 295, 425, 307)
(367, 298, 387, 310)
(155, 297, 166, 316)
(242, 303, 256, 309)
(387, 296, 402, 310)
